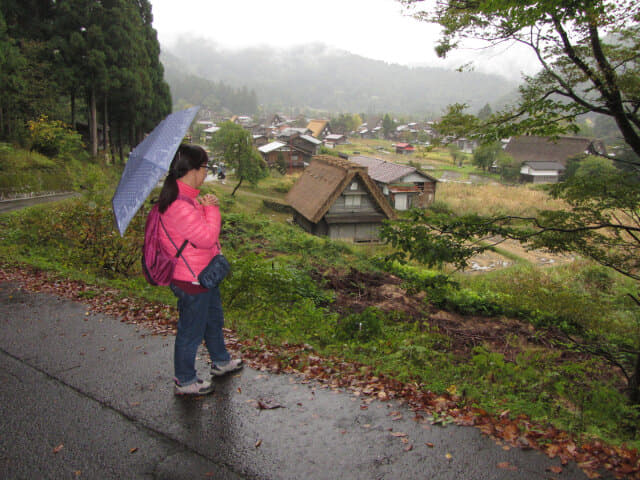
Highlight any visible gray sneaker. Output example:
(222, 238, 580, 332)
(211, 358, 244, 376)
(174, 378, 215, 396)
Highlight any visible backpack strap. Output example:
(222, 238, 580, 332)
(159, 214, 197, 281)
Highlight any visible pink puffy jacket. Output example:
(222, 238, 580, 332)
(159, 180, 221, 282)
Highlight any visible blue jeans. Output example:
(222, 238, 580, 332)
(170, 284, 231, 385)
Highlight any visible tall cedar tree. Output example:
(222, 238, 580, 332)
(0, 0, 171, 157)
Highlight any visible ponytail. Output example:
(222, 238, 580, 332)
(157, 144, 209, 213)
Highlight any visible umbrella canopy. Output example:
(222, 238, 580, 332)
(111, 106, 201, 236)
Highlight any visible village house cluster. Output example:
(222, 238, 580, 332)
(196, 111, 608, 242)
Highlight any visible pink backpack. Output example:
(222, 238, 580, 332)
(141, 195, 196, 286)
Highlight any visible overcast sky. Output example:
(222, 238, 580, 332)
(148, 0, 540, 82)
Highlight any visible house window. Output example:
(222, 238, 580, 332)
(350, 182, 358, 191)
(345, 195, 361, 207)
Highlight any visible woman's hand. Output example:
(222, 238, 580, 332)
(201, 193, 219, 206)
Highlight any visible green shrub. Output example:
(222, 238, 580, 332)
(335, 307, 383, 341)
(27, 115, 85, 160)
(2, 195, 142, 277)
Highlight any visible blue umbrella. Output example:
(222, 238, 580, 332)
(111, 106, 201, 236)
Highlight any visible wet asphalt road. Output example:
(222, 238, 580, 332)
(0, 193, 78, 214)
(0, 282, 599, 480)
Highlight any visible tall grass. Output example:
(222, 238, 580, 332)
(0, 142, 117, 199)
(436, 182, 567, 217)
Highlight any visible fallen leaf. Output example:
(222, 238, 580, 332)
(445, 453, 453, 460)
(547, 466, 563, 474)
(237, 387, 242, 393)
(129, 447, 138, 454)
(255, 439, 262, 448)
(391, 432, 408, 437)
(52, 444, 64, 454)
(425, 442, 434, 448)
(404, 444, 413, 452)
(497, 462, 517, 471)
(256, 398, 284, 410)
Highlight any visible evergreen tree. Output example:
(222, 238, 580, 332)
(382, 114, 395, 139)
(0, 9, 26, 138)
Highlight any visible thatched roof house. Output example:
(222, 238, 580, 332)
(505, 135, 606, 183)
(286, 155, 396, 242)
(306, 119, 331, 139)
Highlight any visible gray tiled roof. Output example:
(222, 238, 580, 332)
(350, 156, 437, 184)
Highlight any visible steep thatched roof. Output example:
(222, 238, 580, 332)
(306, 119, 330, 138)
(286, 155, 396, 224)
(505, 135, 606, 166)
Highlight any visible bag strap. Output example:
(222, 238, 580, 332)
(159, 215, 197, 280)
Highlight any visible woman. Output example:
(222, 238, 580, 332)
(158, 144, 243, 395)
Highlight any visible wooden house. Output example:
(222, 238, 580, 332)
(252, 134, 269, 147)
(276, 127, 312, 140)
(270, 114, 291, 127)
(291, 134, 322, 156)
(394, 142, 415, 155)
(505, 135, 607, 183)
(455, 137, 478, 154)
(350, 155, 437, 210)
(286, 155, 396, 242)
(258, 140, 309, 174)
(357, 117, 382, 139)
(324, 134, 347, 146)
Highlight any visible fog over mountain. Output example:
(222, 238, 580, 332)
(161, 37, 520, 117)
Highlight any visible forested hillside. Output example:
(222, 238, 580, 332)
(161, 38, 519, 116)
(161, 50, 258, 114)
(0, 0, 171, 159)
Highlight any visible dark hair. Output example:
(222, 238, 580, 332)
(158, 144, 208, 213)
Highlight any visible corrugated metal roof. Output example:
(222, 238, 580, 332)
(300, 134, 322, 145)
(258, 141, 286, 153)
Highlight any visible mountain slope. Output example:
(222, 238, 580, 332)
(161, 38, 519, 116)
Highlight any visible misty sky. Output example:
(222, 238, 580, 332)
(148, 0, 540, 82)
